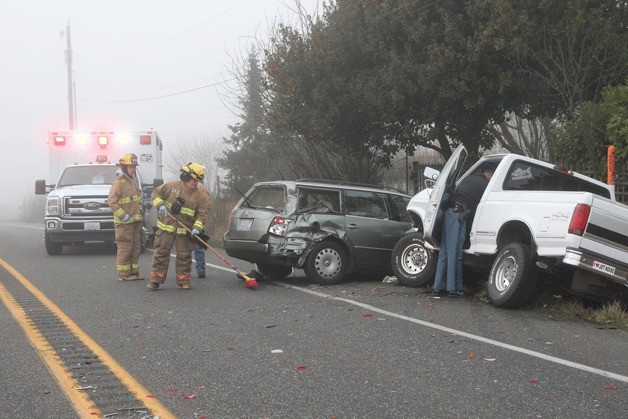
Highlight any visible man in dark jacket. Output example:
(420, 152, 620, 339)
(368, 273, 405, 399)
(433, 161, 497, 297)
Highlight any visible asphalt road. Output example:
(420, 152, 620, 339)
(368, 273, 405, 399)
(0, 221, 626, 418)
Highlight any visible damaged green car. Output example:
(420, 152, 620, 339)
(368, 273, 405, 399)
(223, 180, 412, 284)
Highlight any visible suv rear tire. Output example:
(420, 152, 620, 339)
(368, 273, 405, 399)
(304, 241, 347, 285)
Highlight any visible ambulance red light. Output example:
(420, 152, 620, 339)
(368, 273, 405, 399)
(97, 135, 109, 149)
(53, 135, 66, 146)
(140, 135, 152, 145)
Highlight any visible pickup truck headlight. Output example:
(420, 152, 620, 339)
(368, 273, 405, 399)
(46, 197, 60, 216)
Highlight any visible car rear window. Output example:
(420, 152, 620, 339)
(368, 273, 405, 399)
(503, 160, 611, 198)
(246, 185, 287, 212)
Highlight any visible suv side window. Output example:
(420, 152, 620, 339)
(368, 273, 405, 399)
(390, 194, 411, 223)
(297, 187, 340, 212)
(503, 160, 610, 199)
(345, 190, 390, 219)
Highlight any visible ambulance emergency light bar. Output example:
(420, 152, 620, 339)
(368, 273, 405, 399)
(49, 131, 152, 148)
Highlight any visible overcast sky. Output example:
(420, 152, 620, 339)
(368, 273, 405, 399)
(0, 0, 318, 216)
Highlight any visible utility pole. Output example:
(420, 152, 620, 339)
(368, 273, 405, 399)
(64, 22, 75, 130)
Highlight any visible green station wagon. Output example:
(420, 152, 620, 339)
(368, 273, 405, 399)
(223, 179, 412, 284)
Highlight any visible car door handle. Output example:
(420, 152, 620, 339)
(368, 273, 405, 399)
(347, 224, 358, 229)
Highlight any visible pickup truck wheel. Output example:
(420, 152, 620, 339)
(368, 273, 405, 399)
(488, 242, 538, 308)
(304, 241, 347, 285)
(391, 232, 436, 287)
(257, 264, 293, 279)
(44, 233, 63, 256)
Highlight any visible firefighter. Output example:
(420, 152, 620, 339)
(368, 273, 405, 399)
(108, 153, 145, 281)
(147, 162, 210, 290)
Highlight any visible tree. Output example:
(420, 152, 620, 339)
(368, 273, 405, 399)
(550, 83, 627, 177)
(217, 51, 292, 197)
(484, 0, 627, 119)
(487, 113, 553, 161)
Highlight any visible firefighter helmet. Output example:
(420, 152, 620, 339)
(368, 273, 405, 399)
(180, 162, 205, 182)
(117, 153, 139, 166)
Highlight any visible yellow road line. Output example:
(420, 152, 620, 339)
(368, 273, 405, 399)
(0, 283, 98, 417)
(0, 258, 175, 418)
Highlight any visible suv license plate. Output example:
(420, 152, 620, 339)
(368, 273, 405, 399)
(84, 222, 101, 231)
(237, 218, 253, 231)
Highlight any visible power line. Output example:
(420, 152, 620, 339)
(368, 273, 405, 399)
(79, 78, 236, 103)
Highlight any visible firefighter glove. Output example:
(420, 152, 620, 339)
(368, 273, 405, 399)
(158, 205, 168, 219)
(191, 228, 200, 238)
(121, 214, 131, 222)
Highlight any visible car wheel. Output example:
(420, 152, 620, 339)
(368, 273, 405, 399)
(487, 242, 538, 308)
(44, 233, 63, 255)
(304, 241, 347, 285)
(257, 264, 293, 279)
(391, 232, 437, 287)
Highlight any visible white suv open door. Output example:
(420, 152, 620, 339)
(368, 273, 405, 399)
(423, 145, 468, 246)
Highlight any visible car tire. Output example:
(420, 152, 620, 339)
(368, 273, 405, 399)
(44, 232, 63, 255)
(257, 264, 293, 279)
(487, 242, 538, 308)
(304, 241, 347, 285)
(391, 232, 437, 287)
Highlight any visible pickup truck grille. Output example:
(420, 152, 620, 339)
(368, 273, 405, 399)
(63, 195, 112, 218)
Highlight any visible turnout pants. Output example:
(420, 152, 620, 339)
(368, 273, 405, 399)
(115, 222, 142, 279)
(150, 230, 195, 285)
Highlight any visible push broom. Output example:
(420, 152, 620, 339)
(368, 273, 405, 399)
(167, 213, 258, 288)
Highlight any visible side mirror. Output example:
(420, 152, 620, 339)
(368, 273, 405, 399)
(423, 167, 440, 181)
(35, 179, 47, 195)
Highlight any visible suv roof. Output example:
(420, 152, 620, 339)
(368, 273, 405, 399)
(252, 179, 408, 195)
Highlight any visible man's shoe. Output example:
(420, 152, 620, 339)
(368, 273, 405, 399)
(448, 290, 465, 298)
(197, 271, 206, 278)
(429, 289, 447, 296)
(178, 283, 191, 290)
(146, 282, 160, 290)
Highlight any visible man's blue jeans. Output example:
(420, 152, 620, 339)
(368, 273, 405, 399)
(433, 208, 467, 292)
(194, 244, 206, 273)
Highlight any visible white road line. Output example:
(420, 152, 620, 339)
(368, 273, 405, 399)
(278, 282, 628, 384)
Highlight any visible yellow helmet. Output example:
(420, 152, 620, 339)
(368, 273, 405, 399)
(180, 162, 205, 182)
(117, 153, 139, 166)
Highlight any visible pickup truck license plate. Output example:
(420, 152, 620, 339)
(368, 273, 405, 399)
(84, 222, 101, 231)
(237, 218, 253, 231)
(593, 261, 616, 275)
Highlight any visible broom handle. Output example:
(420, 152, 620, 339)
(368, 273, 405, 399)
(166, 213, 254, 282)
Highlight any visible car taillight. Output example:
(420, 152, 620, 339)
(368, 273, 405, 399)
(268, 216, 289, 237)
(568, 204, 590, 236)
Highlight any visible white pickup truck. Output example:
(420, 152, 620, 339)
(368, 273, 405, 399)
(391, 145, 628, 307)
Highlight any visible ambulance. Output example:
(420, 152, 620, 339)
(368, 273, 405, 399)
(35, 130, 164, 255)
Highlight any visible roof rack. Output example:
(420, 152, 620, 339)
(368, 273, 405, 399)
(296, 178, 405, 194)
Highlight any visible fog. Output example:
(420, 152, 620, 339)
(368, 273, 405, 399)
(0, 0, 317, 219)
